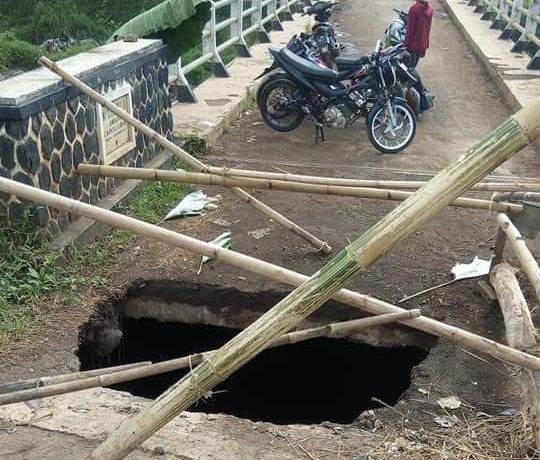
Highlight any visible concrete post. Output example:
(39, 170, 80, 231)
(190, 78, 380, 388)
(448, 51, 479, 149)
(501, 0, 524, 40)
(268, 0, 284, 31)
(253, 0, 271, 43)
(202, 1, 230, 78)
(491, 0, 508, 29)
(231, 0, 252, 57)
(170, 58, 198, 103)
(525, 1, 540, 68)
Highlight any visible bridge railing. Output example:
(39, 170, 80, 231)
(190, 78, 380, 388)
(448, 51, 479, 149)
(168, 0, 306, 102)
(467, 0, 540, 69)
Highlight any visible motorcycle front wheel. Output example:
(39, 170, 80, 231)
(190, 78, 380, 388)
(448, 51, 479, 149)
(258, 78, 305, 132)
(367, 101, 416, 154)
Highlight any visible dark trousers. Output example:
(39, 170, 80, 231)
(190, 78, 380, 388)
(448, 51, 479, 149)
(409, 50, 426, 69)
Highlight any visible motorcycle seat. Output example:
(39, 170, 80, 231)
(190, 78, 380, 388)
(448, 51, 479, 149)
(280, 48, 342, 82)
(336, 56, 370, 70)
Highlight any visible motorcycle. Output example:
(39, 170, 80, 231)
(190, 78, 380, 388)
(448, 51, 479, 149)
(256, 40, 417, 154)
(385, 8, 408, 48)
(284, 7, 433, 117)
(302, 1, 341, 69)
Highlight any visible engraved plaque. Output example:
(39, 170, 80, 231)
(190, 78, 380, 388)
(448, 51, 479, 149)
(96, 85, 136, 164)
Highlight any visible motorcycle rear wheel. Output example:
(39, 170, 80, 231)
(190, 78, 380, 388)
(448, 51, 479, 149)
(258, 78, 305, 132)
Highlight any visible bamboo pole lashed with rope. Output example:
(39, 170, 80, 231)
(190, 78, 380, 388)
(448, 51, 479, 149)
(0, 177, 538, 372)
(84, 97, 540, 460)
(76, 164, 523, 214)
(2, 96, 540, 458)
(37, 57, 331, 254)
(0, 310, 420, 406)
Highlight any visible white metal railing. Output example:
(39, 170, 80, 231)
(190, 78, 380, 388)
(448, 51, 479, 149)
(468, 0, 540, 69)
(168, 0, 308, 102)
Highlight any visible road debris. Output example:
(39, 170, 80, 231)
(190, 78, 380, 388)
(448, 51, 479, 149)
(198, 231, 233, 274)
(434, 414, 459, 428)
(248, 227, 271, 239)
(437, 395, 462, 410)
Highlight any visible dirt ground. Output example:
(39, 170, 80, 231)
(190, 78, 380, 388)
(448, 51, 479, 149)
(2, 0, 540, 458)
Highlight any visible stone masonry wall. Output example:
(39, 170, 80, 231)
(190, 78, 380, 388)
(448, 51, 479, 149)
(0, 41, 172, 238)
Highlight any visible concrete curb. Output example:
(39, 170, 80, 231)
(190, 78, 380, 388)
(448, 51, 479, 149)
(52, 151, 173, 249)
(171, 14, 310, 148)
(440, 0, 540, 111)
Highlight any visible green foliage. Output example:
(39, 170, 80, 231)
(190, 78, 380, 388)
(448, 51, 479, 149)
(18, 1, 109, 43)
(128, 179, 193, 224)
(0, 38, 41, 71)
(0, 210, 97, 347)
(0, 172, 192, 349)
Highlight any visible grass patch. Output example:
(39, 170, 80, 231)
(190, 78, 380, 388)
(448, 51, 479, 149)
(0, 172, 191, 352)
(128, 180, 193, 224)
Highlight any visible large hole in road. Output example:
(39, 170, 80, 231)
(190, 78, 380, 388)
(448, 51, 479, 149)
(78, 282, 433, 425)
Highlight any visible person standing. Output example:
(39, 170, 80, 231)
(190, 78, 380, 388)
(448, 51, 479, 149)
(404, 0, 433, 68)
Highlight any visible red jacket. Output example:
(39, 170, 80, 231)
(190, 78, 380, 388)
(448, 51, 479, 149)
(404, 1, 433, 52)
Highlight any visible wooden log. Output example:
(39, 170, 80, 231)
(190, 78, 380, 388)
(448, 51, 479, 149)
(0, 361, 151, 395)
(78, 94, 540, 459)
(0, 177, 539, 372)
(37, 57, 331, 254)
(520, 369, 540, 450)
(492, 226, 508, 268)
(206, 165, 540, 193)
(490, 260, 540, 449)
(490, 263, 537, 349)
(77, 164, 523, 214)
(0, 311, 420, 406)
(496, 213, 540, 302)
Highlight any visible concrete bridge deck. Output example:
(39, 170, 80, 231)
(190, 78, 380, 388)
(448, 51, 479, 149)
(2, 0, 540, 459)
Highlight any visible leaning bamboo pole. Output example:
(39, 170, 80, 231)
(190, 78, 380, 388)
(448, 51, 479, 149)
(38, 57, 331, 254)
(1, 177, 539, 368)
(205, 165, 540, 193)
(496, 213, 540, 302)
(0, 311, 420, 406)
(87, 98, 540, 460)
(0, 177, 538, 372)
(0, 361, 151, 395)
(77, 164, 523, 214)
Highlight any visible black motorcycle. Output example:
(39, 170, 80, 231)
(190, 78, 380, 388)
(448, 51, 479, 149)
(256, 40, 417, 153)
(284, 2, 341, 70)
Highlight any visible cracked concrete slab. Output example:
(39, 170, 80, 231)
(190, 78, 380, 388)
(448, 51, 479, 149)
(0, 388, 360, 460)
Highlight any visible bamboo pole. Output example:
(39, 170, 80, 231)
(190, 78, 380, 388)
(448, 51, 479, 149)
(37, 57, 331, 254)
(490, 263, 538, 349)
(86, 97, 540, 460)
(0, 310, 420, 406)
(0, 361, 151, 395)
(0, 177, 539, 371)
(492, 191, 540, 202)
(77, 164, 523, 214)
(496, 213, 540, 302)
(206, 165, 540, 193)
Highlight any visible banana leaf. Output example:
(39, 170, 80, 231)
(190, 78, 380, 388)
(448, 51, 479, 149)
(109, 0, 210, 41)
